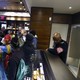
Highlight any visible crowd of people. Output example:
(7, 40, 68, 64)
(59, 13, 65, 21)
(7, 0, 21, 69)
(0, 27, 37, 80)
(0, 27, 68, 80)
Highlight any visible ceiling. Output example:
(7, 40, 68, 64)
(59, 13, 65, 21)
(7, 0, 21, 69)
(0, 0, 80, 14)
(0, 0, 26, 12)
(31, 0, 80, 14)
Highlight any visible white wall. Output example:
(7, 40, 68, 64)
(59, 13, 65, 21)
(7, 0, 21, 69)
(49, 23, 69, 48)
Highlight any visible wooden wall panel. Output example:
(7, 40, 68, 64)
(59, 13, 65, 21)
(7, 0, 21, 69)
(72, 12, 80, 24)
(53, 13, 72, 24)
(30, 7, 53, 49)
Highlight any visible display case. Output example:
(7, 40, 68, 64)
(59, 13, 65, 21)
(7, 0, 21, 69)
(23, 50, 55, 80)
(67, 26, 80, 78)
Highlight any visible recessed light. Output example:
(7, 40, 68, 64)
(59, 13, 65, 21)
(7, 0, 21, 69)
(20, 8, 22, 10)
(20, 1, 22, 4)
(23, 6, 24, 8)
(24, 8, 26, 10)
(69, 6, 72, 9)
(49, 17, 52, 21)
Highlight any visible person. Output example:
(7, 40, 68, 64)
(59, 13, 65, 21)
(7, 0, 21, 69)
(22, 33, 35, 63)
(0, 33, 12, 80)
(17, 27, 23, 41)
(7, 38, 24, 80)
(0, 34, 12, 69)
(0, 31, 4, 45)
(18, 29, 27, 47)
(7, 33, 35, 80)
(47, 32, 68, 63)
(0, 57, 8, 80)
(30, 30, 38, 49)
(17, 27, 23, 36)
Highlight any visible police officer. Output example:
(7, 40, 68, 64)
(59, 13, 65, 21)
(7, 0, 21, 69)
(47, 32, 68, 63)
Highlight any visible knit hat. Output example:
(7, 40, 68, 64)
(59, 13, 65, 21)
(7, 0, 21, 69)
(4, 34, 11, 44)
(30, 30, 36, 36)
(25, 34, 33, 43)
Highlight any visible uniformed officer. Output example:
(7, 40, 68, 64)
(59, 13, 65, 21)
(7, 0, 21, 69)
(47, 32, 68, 63)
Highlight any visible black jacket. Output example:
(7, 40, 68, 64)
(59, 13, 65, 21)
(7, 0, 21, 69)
(48, 39, 68, 63)
(7, 45, 35, 80)
(7, 48, 24, 80)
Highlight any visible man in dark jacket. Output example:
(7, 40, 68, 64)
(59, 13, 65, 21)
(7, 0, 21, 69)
(7, 34, 35, 80)
(47, 32, 68, 63)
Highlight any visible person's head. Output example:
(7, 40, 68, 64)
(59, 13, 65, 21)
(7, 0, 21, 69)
(53, 32, 61, 42)
(24, 27, 29, 33)
(0, 31, 4, 37)
(4, 34, 11, 44)
(21, 29, 27, 36)
(18, 27, 23, 33)
(30, 30, 36, 36)
(25, 34, 33, 44)
(1, 27, 5, 31)
(11, 36, 19, 49)
(8, 30, 13, 35)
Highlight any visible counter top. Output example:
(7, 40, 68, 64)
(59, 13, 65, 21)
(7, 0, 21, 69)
(44, 51, 77, 80)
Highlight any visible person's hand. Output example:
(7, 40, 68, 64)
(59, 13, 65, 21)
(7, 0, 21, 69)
(57, 47, 63, 54)
(46, 48, 48, 51)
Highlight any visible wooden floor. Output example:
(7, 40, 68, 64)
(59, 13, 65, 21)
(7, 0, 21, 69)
(45, 51, 79, 80)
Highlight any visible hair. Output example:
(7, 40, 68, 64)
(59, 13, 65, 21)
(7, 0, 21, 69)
(53, 32, 61, 42)
(0, 31, 4, 37)
(21, 29, 27, 35)
(30, 30, 36, 36)
(11, 36, 19, 49)
(25, 34, 33, 43)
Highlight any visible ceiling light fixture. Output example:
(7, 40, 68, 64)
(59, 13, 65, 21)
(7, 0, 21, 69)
(49, 17, 52, 21)
(20, 1, 22, 4)
(69, 6, 72, 9)
(24, 8, 26, 10)
(20, 8, 22, 10)
(23, 5, 24, 8)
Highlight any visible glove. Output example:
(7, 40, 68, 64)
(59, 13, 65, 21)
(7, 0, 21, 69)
(57, 47, 63, 54)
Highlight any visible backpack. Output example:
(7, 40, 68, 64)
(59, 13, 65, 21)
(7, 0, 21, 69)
(16, 59, 30, 80)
